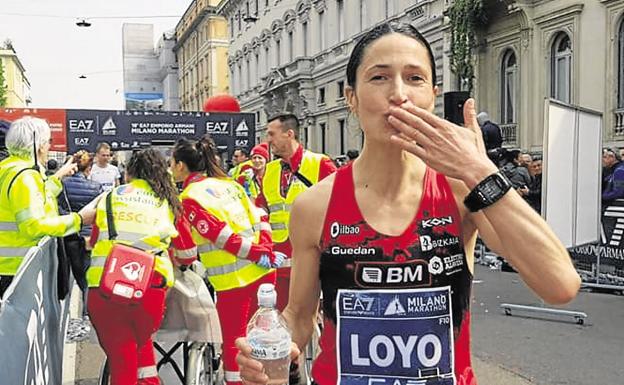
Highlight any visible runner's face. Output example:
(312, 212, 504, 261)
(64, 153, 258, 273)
(346, 34, 437, 145)
(251, 154, 266, 171)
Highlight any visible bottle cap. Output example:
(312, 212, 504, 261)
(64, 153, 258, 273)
(257, 283, 277, 308)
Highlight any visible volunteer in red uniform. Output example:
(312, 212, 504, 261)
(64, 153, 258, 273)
(236, 22, 581, 385)
(87, 148, 181, 385)
(170, 136, 282, 385)
(256, 113, 336, 311)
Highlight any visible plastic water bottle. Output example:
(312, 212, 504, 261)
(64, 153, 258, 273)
(247, 283, 292, 385)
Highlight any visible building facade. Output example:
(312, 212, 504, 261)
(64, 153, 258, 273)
(122, 24, 165, 110)
(157, 32, 181, 111)
(0, 48, 31, 107)
(218, 0, 449, 156)
(175, 0, 231, 111)
(475, 0, 624, 151)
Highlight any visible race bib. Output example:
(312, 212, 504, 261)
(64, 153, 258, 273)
(336, 287, 456, 385)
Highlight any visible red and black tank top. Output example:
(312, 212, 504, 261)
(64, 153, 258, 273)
(311, 163, 475, 385)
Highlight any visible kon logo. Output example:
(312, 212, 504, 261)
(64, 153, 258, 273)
(121, 262, 145, 281)
(421, 216, 453, 229)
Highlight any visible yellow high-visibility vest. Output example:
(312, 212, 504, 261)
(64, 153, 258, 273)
(180, 177, 272, 291)
(0, 155, 80, 276)
(230, 160, 253, 181)
(87, 179, 177, 288)
(262, 151, 325, 243)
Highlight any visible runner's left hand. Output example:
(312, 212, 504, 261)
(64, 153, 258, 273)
(388, 98, 498, 187)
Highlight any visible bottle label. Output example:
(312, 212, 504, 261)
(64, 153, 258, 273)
(249, 338, 291, 360)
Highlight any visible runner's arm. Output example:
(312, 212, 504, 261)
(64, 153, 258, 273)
(282, 176, 333, 349)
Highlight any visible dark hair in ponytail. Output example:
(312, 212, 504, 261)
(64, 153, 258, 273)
(173, 135, 227, 178)
(126, 148, 181, 215)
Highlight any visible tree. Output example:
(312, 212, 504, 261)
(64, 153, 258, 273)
(447, 0, 488, 93)
(0, 57, 7, 107)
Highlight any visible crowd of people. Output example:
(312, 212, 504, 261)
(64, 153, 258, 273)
(0, 21, 583, 385)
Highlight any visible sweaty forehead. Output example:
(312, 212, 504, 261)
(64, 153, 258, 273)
(358, 34, 431, 73)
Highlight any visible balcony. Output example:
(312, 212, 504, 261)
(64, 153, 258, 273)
(615, 108, 624, 136)
(500, 123, 517, 147)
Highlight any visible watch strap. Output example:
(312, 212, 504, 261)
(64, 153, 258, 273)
(464, 172, 512, 212)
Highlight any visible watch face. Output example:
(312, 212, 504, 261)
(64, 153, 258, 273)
(481, 179, 503, 198)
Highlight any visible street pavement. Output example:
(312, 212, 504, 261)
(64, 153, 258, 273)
(65, 265, 624, 384)
(471, 265, 624, 385)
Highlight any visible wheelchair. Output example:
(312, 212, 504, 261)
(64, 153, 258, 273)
(98, 264, 222, 385)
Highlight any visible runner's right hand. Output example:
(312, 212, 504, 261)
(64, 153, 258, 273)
(235, 337, 300, 385)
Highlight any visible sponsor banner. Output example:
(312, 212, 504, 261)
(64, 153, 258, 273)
(65, 110, 255, 157)
(0, 237, 70, 385)
(569, 200, 624, 288)
(0, 108, 68, 151)
(336, 287, 456, 385)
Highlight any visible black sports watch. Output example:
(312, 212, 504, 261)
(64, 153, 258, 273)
(463, 172, 512, 212)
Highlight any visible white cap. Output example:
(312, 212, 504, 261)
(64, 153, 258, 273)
(257, 283, 277, 308)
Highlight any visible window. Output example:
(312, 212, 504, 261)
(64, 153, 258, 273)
(304, 126, 309, 147)
(246, 58, 251, 91)
(359, 0, 367, 31)
(501, 50, 517, 124)
(265, 46, 270, 72)
(319, 10, 326, 50)
(337, 80, 345, 99)
(276, 39, 281, 66)
(246, 1, 250, 18)
(255, 0, 259, 14)
(230, 18, 234, 38)
(337, 0, 345, 41)
(237, 64, 242, 95)
(320, 123, 327, 153)
(255, 53, 260, 84)
(265, 0, 269, 7)
(551, 33, 572, 103)
(302, 22, 309, 56)
(384, 0, 393, 18)
(288, 31, 294, 62)
(339, 119, 346, 155)
(256, 111, 261, 123)
(237, 11, 242, 31)
(318, 87, 326, 105)
(618, 19, 624, 108)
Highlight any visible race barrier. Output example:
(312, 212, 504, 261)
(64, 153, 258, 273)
(0, 237, 71, 384)
(569, 199, 624, 290)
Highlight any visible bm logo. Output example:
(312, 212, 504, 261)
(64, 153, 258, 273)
(355, 260, 430, 288)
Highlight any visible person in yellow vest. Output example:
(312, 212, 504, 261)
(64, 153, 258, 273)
(255, 113, 337, 311)
(0, 116, 94, 298)
(86, 148, 181, 385)
(235, 143, 269, 199)
(229, 147, 253, 180)
(169, 136, 282, 385)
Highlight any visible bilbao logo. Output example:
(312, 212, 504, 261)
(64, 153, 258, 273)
(330, 221, 360, 238)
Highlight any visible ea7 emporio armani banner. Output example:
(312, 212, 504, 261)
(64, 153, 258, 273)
(336, 287, 456, 385)
(0, 238, 70, 385)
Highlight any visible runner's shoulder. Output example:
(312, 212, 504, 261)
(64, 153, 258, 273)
(290, 172, 336, 224)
